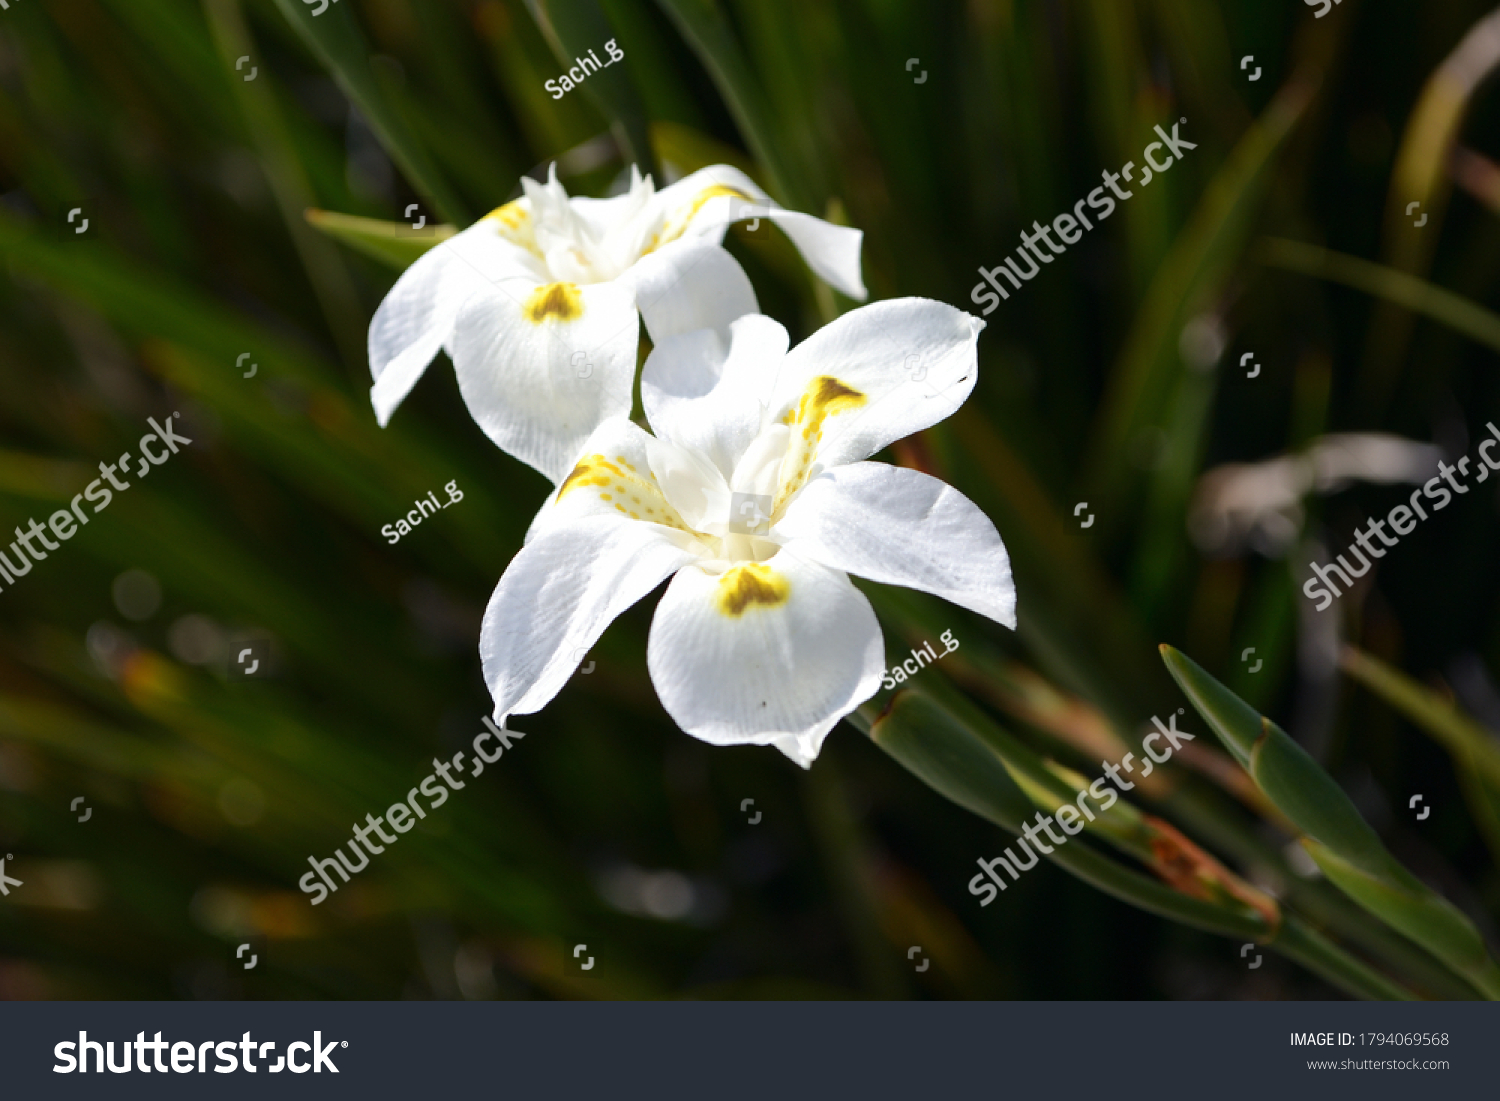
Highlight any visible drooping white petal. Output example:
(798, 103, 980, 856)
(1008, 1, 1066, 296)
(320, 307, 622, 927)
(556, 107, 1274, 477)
(768, 298, 983, 471)
(645, 549, 884, 767)
(762, 208, 867, 301)
(642, 314, 789, 478)
(623, 238, 758, 346)
(776, 461, 1016, 628)
(482, 517, 697, 721)
(650, 165, 867, 300)
(449, 278, 640, 485)
(368, 212, 546, 425)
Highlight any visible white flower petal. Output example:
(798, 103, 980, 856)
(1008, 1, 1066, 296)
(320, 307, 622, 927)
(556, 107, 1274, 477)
(646, 550, 884, 766)
(762, 208, 867, 301)
(368, 213, 545, 425)
(449, 279, 640, 484)
(766, 729, 827, 769)
(529, 417, 713, 548)
(482, 517, 697, 721)
(642, 314, 789, 478)
(776, 461, 1016, 628)
(624, 239, 758, 345)
(769, 298, 983, 471)
(651, 165, 867, 300)
(643, 433, 731, 535)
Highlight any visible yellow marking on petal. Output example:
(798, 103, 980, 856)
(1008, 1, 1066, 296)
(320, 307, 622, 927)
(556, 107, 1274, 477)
(558, 454, 623, 500)
(485, 200, 528, 229)
(482, 200, 543, 259)
(775, 375, 867, 511)
(686, 184, 755, 220)
(522, 282, 584, 324)
(646, 183, 757, 255)
(715, 563, 791, 617)
(557, 452, 693, 533)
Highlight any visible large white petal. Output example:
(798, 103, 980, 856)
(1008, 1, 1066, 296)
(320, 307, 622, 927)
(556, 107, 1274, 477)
(768, 298, 983, 472)
(776, 461, 1016, 628)
(368, 216, 545, 425)
(650, 165, 867, 300)
(482, 517, 697, 721)
(623, 238, 758, 345)
(449, 279, 640, 485)
(646, 549, 884, 767)
(642, 314, 789, 479)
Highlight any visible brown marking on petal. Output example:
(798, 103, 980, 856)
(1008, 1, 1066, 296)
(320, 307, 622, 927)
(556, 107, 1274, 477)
(715, 563, 791, 617)
(802, 375, 865, 417)
(522, 281, 584, 324)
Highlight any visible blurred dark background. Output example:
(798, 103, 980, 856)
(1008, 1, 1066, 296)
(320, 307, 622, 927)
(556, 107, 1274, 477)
(0, 0, 1498, 999)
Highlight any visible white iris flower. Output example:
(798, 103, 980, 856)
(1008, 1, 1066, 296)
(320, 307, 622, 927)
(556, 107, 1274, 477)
(478, 299, 1016, 767)
(368, 164, 867, 482)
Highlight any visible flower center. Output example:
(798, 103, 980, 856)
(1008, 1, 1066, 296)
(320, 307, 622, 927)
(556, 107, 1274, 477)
(558, 376, 868, 569)
(523, 169, 662, 285)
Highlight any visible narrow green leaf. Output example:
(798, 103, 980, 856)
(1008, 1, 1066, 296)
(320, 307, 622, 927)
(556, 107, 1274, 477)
(856, 690, 1033, 832)
(1306, 842, 1500, 998)
(304, 207, 456, 270)
(1157, 644, 1263, 768)
(1162, 645, 1401, 878)
(597, 0, 708, 129)
(204, 0, 367, 374)
(852, 687, 1419, 999)
(1339, 646, 1500, 790)
(1340, 644, 1500, 887)
(1162, 644, 1500, 998)
(1259, 236, 1500, 356)
(853, 688, 1273, 940)
(652, 0, 806, 207)
(1083, 72, 1316, 532)
(268, 0, 469, 224)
